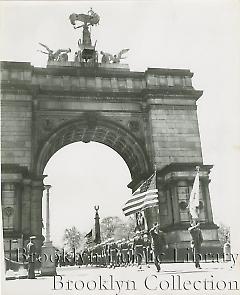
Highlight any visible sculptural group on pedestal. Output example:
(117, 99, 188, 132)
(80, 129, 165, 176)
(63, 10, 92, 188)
(38, 9, 129, 65)
(38, 43, 71, 62)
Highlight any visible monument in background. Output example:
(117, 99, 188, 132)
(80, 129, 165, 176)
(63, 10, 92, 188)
(1, 9, 220, 259)
(94, 206, 101, 245)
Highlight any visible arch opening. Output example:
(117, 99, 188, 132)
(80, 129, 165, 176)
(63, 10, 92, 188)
(42, 141, 133, 247)
(36, 116, 151, 185)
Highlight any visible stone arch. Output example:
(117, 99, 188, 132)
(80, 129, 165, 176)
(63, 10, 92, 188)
(35, 115, 151, 185)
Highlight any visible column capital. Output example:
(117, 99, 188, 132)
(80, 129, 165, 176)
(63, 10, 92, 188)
(44, 184, 52, 191)
(31, 175, 46, 190)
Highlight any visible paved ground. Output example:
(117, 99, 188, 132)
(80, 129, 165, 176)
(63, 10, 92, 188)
(2, 262, 240, 295)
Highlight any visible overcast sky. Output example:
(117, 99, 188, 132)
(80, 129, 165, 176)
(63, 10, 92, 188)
(0, 1, 239, 248)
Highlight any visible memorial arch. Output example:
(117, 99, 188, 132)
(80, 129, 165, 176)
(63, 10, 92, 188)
(1, 60, 220, 255)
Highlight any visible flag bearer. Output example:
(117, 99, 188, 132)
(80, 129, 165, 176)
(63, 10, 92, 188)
(133, 231, 144, 270)
(143, 233, 151, 268)
(188, 221, 203, 269)
(149, 224, 167, 272)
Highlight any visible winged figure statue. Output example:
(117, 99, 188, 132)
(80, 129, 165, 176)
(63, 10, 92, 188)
(69, 8, 100, 29)
(38, 43, 71, 62)
(100, 49, 130, 64)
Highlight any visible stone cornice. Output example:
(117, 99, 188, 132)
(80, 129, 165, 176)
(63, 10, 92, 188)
(1, 164, 30, 176)
(33, 66, 144, 79)
(37, 87, 143, 98)
(0, 61, 32, 70)
(1, 62, 203, 101)
(142, 88, 203, 100)
(158, 162, 213, 176)
(161, 222, 219, 232)
(1, 61, 194, 78)
(1, 83, 202, 103)
(145, 67, 194, 77)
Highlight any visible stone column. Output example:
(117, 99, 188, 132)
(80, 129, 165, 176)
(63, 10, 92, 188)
(165, 186, 173, 225)
(201, 178, 214, 223)
(21, 179, 32, 242)
(30, 178, 44, 251)
(45, 185, 51, 243)
(41, 185, 56, 276)
(170, 182, 180, 224)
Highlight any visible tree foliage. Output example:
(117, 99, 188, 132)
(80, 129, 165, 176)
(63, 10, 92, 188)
(63, 226, 82, 250)
(100, 215, 135, 241)
(62, 216, 136, 249)
(218, 222, 230, 246)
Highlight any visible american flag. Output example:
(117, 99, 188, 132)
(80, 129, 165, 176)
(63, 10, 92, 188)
(122, 172, 159, 216)
(85, 230, 93, 245)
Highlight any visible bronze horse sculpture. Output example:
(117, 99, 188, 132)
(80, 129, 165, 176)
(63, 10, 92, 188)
(69, 9, 100, 28)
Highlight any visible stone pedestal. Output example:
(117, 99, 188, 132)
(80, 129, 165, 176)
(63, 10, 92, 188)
(41, 241, 56, 276)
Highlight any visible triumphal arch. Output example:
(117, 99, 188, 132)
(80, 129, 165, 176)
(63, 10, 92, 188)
(1, 10, 220, 256)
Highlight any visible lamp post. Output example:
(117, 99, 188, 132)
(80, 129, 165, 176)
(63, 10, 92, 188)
(41, 184, 56, 276)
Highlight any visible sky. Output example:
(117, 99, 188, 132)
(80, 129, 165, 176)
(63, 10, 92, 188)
(0, 1, 240, 248)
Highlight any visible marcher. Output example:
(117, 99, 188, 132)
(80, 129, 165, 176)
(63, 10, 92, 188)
(109, 240, 118, 268)
(133, 231, 144, 270)
(149, 223, 167, 272)
(26, 236, 37, 279)
(143, 233, 151, 268)
(82, 247, 91, 266)
(188, 221, 203, 269)
(120, 238, 129, 266)
(128, 239, 134, 266)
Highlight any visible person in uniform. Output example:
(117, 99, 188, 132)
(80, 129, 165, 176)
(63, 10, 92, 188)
(82, 247, 90, 267)
(92, 245, 98, 266)
(109, 239, 118, 268)
(120, 238, 129, 266)
(149, 223, 167, 272)
(104, 239, 111, 267)
(128, 239, 134, 266)
(188, 221, 203, 269)
(133, 231, 144, 270)
(143, 233, 151, 268)
(100, 242, 107, 267)
(27, 236, 37, 279)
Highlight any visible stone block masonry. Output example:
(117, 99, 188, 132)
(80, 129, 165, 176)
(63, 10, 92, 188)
(0, 61, 220, 254)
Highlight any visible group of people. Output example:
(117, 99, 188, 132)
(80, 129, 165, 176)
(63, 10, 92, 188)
(75, 230, 154, 270)
(26, 221, 203, 278)
(57, 223, 170, 272)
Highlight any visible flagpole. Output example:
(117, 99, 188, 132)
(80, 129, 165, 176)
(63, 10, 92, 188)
(138, 168, 158, 231)
(195, 165, 200, 223)
(153, 164, 157, 174)
(153, 164, 159, 228)
(0, 189, 6, 292)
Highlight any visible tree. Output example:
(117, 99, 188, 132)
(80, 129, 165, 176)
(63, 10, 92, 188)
(218, 223, 230, 246)
(100, 215, 136, 241)
(63, 226, 82, 251)
(100, 216, 122, 240)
